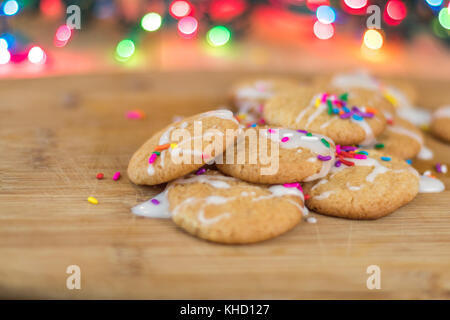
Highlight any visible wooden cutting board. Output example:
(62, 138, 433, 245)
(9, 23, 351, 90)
(0, 72, 449, 299)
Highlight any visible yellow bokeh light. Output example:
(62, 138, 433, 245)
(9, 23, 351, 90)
(363, 29, 383, 50)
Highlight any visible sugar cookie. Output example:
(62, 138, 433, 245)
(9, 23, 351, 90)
(303, 150, 419, 219)
(430, 106, 450, 143)
(216, 127, 335, 184)
(169, 171, 306, 244)
(264, 88, 386, 145)
(128, 110, 240, 185)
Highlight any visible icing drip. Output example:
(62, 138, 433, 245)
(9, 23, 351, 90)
(397, 107, 431, 127)
(433, 106, 450, 119)
(314, 191, 335, 200)
(387, 125, 423, 145)
(417, 145, 433, 160)
(132, 190, 170, 218)
(236, 81, 274, 100)
(419, 175, 445, 193)
(133, 173, 309, 224)
(351, 116, 375, 145)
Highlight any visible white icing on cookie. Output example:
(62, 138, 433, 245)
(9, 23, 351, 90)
(331, 72, 380, 91)
(263, 128, 335, 181)
(419, 175, 445, 193)
(433, 106, 450, 119)
(132, 190, 170, 218)
(417, 145, 433, 160)
(133, 173, 309, 224)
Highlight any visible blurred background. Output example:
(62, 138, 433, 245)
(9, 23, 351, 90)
(0, 0, 449, 79)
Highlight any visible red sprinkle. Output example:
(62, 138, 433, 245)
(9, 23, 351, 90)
(96, 173, 104, 180)
(112, 171, 121, 181)
(340, 159, 355, 166)
(304, 194, 311, 200)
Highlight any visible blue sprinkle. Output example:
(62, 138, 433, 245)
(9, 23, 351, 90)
(381, 156, 391, 161)
(333, 108, 339, 114)
(406, 159, 412, 164)
(352, 114, 363, 121)
(343, 106, 350, 113)
(250, 123, 257, 127)
(358, 150, 368, 155)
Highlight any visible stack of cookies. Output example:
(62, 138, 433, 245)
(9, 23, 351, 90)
(127, 72, 446, 244)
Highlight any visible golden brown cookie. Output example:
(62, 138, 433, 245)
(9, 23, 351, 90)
(303, 150, 419, 220)
(230, 77, 302, 124)
(169, 171, 306, 244)
(430, 106, 450, 143)
(264, 87, 386, 145)
(128, 110, 240, 185)
(365, 118, 423, 159)
(216, 127, 336, 184)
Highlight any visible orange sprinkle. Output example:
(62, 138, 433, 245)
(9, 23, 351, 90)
(154, 144, 170, 151)
(365, 107, 378, 114)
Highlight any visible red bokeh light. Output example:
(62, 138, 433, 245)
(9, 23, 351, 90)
(209, 0, 247, 22)
(170, 0, 192, 19)
(384, 0, 407, 26)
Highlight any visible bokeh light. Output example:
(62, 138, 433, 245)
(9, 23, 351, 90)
(3, 0, 19, 16)
(177, 16, 198, 38)
(0, 38, 8, 50)
(170, 1, 192, 19)
(425, 0, 443, 7)
(116, 39, 135, 59)
(207, 26, 231, 47)
(40, 0, 64, 18)
(438, 7, 450, 30)
(0, 49, 11, 65)
(313, 21, 334, 40)
(316, 6, 336, 24)
(141, 13, 162, 32)
(28, 46, 46, 64)
(363, 29, 383, 50)
(343, 0, 367, 9)
(55, 25, 72, 42)
(385, 1, 407, 21)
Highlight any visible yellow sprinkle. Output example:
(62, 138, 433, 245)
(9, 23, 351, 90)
(87, 196, 98, 205)
(420, 124, 429, 131)
(383, 91, 398, 107)
(315, 98, 320, 107)
(170, 143, 178, 149)
(237, 113, 247, 120)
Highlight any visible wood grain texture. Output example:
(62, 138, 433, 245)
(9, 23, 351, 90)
(0, 72, 449, 299)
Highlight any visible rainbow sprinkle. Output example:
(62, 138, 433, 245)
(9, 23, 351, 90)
(317, 93, 375, 121)
(436, 163, 448, 174)
(126, 109, 146, 120)
(196, 167, 206, 175)
(334, 145, 370, 167)
(87, 196, 98, 204)
(151, 199, 160, 205)
(112, 171, 121, 181)
(281, 137, 290, 142)
(317, 155, 332, 161)
(380, 156, 391, 161)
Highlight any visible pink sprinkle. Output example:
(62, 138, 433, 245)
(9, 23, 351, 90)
(281, 137, 290, 142)
(268, 128, 276, 133)
(283, 182, 300, 188)
(353, 154, 367, 159)
(336, 144, 341, 154)
(321, 93, 328, 103)
(126, 109, 145, 119)
(112, 171, 121, 181)
(259, 118, 266, 125)
(148, 153, 157, 164)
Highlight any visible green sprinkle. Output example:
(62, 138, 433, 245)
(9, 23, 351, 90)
(321, 138, 330, 148)
(306, 132, 312, 136)
(374, 143, 384, 149)
(339, 92, 348, 101)
(327, 100, 333, 115)
(152, 151, 161, 155)
(356, 150, 368, 155)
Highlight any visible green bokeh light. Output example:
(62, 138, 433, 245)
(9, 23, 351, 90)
(206, 26, 231, 47)
(141, 12, 162, 32)
(116, 39, 135, 59)
(438, 8, 450, 30)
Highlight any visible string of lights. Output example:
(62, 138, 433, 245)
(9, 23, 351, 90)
(0, 0, 448, 67)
